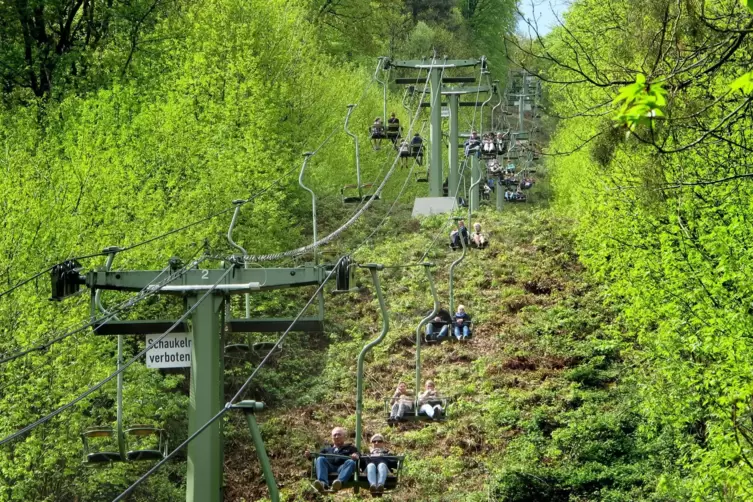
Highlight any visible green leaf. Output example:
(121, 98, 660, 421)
(730, 71, 753, 94)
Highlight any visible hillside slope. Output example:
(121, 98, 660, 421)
(221, 192, 671, 501)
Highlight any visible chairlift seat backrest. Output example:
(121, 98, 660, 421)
(81, 427, 124, 464)
(125, 425, 167, 462)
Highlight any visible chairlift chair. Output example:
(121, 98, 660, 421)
(386, 121, 401, 145)
(309, 453, 405, 493)
(341, 183, 379, 204)
(383, 397, 450, 423)
(480, 140, 497, 160)
(81, 427, 123, 465)
(125, 425, 168, 461)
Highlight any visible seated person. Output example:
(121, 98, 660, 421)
(482, 183, 492, 200)
(386, 112, 401, 144)
(389, 382, 414, 423)
(362, 434, 399, 495)
(426, 315, 449, 342)
(449, 220, 470, 249)
(398, 140, 411, 167)
(371, 118, 385, 149)
(471, 222, 487, 248)
(496, 132, 509, 154)
(453, 305, 471, 340)
(306, 427, 360, 493)
(418, 380, 444, 420)
(464, 131, 481, 157)
(504, 190, 512, 201)
(482, 136, 496, 156)
(410, 133, 424, 165)
(487, 158, 501, 175)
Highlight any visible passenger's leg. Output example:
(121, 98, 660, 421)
(366, 463, 377, 486)
(337, 459, 356, 482)
(316, 456, 332, 485)
(377, 463, 389, 486)
(390, 403, 399, 418)
(420, 403, 435, 418)
(463, 325, 470, 339)
(454, 325, 461, 339)
(437, 325, 449, 341)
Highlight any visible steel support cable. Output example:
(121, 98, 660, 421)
(314, 64, 427, 227)
(0, 63, 385, 304)
(111, 257, 346, 502)
(351, 118, 432, 255)
(0, 252, 208, 400)
(240, 63, 436, 263)
(0, 266, 235, 448)
(303, 66, 437, 256)
(416, 63, 486, 263)
(417, 158, 472, 263)
(0, 248, 207, 367)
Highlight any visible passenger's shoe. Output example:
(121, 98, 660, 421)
(313, 480, 327, 493)
(370, 484, 378, 494)
(376, 484, 385, 493)
(331, 479, 342, 492)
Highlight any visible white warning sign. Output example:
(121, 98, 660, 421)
(146, 332, 192, 368)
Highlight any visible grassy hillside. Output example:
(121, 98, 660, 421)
(218, 177, 672, 501)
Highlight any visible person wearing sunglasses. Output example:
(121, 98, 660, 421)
(305, 427, 360, 493)
(363, 433, 397, 495)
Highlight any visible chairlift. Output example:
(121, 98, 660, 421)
(81, 427, 122, 464)
(383, 397, 451, 423)
(124, 425, 169, 461)
(341, 183, 379, 204)
(81, 248, 168, 466)
(385, 119, 401, 145)
(308, 453, 405, 494)
(344, 105, 381, 203)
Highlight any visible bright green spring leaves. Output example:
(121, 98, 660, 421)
(734, 0, 753, 93)
(730, 71, 753, 93)
(613, 74, 667, 134)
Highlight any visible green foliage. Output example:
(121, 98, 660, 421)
(544, 0, 753, 498)
(730, 71, 753, 94)
(613, 74, 667, 134)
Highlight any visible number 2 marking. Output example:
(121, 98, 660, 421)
(202, 270, 209, 280)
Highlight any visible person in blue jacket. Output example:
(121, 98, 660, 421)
(453, 305, 472, 340)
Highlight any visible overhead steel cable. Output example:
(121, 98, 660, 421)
(351, 119, 432, 255)
(240, 60, 437, 263)
(417, 63, 487, 262)
(0, 266, 235, 448)
(0, 248, 206, 367)
(110, 257, 345, 502)
(0, 60, 384, 304)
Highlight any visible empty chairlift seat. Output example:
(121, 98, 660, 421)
(81, 427, 123, 465)
(125, 425, 168, 461)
